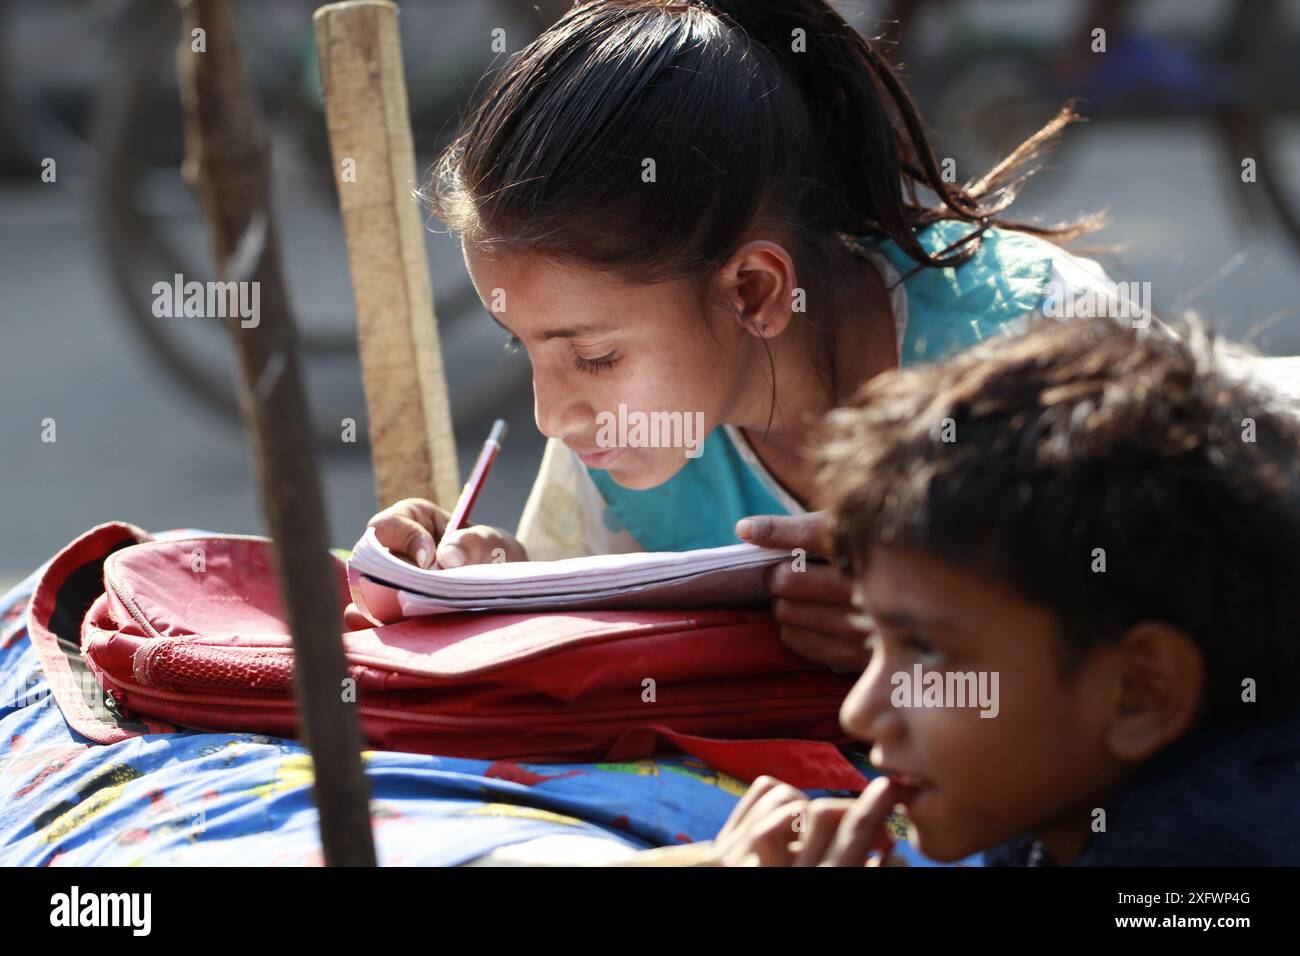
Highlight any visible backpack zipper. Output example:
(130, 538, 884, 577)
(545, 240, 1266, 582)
(91, 666, 841, 730)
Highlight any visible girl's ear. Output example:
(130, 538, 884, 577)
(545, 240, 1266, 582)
(1103, 621, 1205, 764)
(718, 240, 799, 340)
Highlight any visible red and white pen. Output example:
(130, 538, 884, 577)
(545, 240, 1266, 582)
(434, 418, 507, 569)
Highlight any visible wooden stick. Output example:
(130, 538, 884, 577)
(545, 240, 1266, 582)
(313, 0, 460, 511)
(177, 0, 377, 867)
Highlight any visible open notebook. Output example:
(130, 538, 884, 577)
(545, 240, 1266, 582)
(346, 526, 789, 619)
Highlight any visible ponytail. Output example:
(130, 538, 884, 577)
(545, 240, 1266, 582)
(702, 0, 1096, 270)
(429, 0, 1097, 294)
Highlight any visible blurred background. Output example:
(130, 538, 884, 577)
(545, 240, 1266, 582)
(1, 0, 1298, 589)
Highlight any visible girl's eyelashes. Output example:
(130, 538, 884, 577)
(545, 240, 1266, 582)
(574, 351, 619, 374)
(504, 332, 618, 373)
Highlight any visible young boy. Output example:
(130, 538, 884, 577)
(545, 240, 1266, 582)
(716, 317, 1300, 866)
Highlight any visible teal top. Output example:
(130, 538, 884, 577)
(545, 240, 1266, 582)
(587, 220, 1057, 552)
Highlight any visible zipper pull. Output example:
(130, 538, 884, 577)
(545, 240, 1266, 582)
(103, 689, 124, 718)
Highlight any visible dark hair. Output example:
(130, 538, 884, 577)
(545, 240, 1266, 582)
(426, 0, 1093, 322)
(814, 316, 1300, 723)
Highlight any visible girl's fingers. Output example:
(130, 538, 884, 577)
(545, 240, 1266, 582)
(819, 775, 902, 867)
(767, 563, 872, 671)
(389, 498, 451, 536)
(368, 499, 450, 568)
(792, 799, 856, 866)
(736, 511, 835, 556)
(773, 596, 872, 640)
(438, 525, 527, 567)
(342, 602, 372, 631)
(765, 561, 854, 605)
(776, 625, 871, 673)
(372, 514, 437, 568)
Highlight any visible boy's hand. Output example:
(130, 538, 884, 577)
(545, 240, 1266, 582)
(715, 776, 812, 866)
(716, 775, 903, 867)
(736, 511, 871, 672)
(341, 497, 528, 629)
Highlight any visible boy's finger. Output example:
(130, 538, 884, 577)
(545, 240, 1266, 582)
(718, 777, 804, 841)
(735, 512, 834, 556)
(717, 775, 786, 840)
(820, 775, 900, 867)
(720, 803, 807, 867)
(747, 804, 812, 866)
(793, 799, 855, 866)
(740, 785, 809, 838)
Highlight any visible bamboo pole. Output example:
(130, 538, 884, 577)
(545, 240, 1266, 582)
(313, 0, 460, 511)
(177, 0, 377, 866)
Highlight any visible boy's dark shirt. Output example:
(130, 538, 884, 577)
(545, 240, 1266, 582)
(983, 708, 1300, 866)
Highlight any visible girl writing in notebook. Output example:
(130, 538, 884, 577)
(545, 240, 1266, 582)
(350, 0, 1122, 670)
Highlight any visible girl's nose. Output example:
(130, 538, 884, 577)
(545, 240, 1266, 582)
(532, 373, 588, 442)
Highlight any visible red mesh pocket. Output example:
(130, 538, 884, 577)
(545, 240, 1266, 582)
(132, 639, 296, 693)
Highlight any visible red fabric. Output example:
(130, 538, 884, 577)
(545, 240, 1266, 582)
(25, 521, 175, 744)
(28, 524, 868, 791)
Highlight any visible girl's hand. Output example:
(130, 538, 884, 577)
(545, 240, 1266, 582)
(716, 775, 903, 867)
(365, 496, 529, 568)
(341, 497, 528, 629)
(736, 511, 872, 672)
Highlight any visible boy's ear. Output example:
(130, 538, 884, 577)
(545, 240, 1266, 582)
(1104, 621, 1205, 763)
(718, 240, 798, 340)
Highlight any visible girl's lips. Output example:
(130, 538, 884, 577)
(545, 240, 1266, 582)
(574, 446, 622, 469)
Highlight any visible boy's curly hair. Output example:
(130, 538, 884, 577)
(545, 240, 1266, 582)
(814, 317, 1300, 723)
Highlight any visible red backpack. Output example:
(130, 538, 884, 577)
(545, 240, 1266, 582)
(26, 522, 868, 790)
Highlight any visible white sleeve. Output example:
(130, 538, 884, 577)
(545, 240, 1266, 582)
(515, 438, 644, 560)
(1219, 351, 1300, 419)
(1250, 356, 1300, 408)
(1036, 247, 1116, 315)
(1002, 240, 1160, 335)
(1004, 239, 1300, 415)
